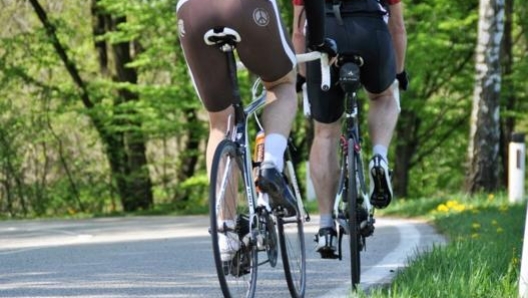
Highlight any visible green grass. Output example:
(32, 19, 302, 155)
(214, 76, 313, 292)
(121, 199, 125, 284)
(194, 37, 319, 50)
(361, 193, 525, 298)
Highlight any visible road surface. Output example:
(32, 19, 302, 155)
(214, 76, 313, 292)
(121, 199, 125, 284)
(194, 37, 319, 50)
(0, 215, 445, 297)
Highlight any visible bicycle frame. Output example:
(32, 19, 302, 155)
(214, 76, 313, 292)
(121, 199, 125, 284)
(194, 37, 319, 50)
(336, 56, 373, 215)
(328, 56, 376, 290)
(342, 87, 370, 209)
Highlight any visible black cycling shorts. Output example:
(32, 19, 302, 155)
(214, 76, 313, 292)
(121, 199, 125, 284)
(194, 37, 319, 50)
(306, 6, 396, 124)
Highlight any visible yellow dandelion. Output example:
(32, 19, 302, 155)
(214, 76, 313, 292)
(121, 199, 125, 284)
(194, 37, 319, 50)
(437, 204, 449, 212)
(453, 204, 466, 212)
(491, 220, 498, 226)
(488, 194, 495, 201)
(472, 223, 481, 229)
(497, 227, 504, 233)
(471, 233, 480, 239)
(446, 200, 458, 208)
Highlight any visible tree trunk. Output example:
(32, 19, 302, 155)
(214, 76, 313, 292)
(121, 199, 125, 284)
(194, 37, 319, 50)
(393, 110, 420, 197)
(174, 109, 201, 202)
(31, 0, 154, 212)
(106, 14, 154, 211)
(466, 0, 505, 193)
(500, 0, 515, 188)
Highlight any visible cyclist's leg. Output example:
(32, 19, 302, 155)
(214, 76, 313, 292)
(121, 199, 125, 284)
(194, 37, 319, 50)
(305, 10, 344, 211)
(359, 18, 398, 157)
(365, 88, 398, 157)
(306, 50, 344, 257)
(258, 73, 299, 215)
(358, 18, 399, 208)
(236, 0, 297, 172)
(233, 0, 299, 212)
(206, 108, 235, 174)
(261, 71, 297, 170)
(309, 120, 341, 222)
(177, 0, 244, 265)
(310, 120, 342, 257)
(177, 0, 239, 174)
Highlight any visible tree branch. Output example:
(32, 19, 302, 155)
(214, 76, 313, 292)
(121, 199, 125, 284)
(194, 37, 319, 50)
(28, 0, 94, 109)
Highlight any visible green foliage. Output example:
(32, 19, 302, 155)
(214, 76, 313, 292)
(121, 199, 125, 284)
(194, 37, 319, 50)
(367, 193, 522, 298)
(397, 0, 479, 197)
(0, 0, 526, 217)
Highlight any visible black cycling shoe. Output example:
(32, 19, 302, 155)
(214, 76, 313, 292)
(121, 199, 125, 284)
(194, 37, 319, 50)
(369, 154, 393, 209)
(314, 227, 339, 259)
(258, 161, 297, 216)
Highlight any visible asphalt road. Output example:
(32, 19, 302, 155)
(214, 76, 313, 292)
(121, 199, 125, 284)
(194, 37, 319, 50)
(0, 215, 445, 297)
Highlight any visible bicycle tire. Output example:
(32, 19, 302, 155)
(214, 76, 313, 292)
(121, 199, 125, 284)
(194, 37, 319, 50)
(277, 154, 306, 298)
(209, 139, 258, 298)
(277, 215, 306, 298)
(347, 138, 361, 288)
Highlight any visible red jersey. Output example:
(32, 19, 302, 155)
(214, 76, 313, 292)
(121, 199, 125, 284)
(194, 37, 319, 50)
(293, 0, 401, 5)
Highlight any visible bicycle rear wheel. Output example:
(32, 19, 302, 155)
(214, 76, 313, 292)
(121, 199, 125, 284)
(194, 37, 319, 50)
(277, 156, 306, 298)
(210, 139, 258, 298)
(347, 138, 361, 289)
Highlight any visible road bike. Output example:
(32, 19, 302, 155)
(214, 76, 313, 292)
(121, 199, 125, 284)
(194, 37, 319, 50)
(331, 54, 377, 290)
(205, 27, 329, 298)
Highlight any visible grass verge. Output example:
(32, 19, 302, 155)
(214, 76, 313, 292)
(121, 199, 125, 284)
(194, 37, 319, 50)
(362, 193, 524, 298)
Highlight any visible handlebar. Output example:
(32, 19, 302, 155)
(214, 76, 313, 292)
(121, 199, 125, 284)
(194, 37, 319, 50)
(236, 51, 331, 92)
(296, 51, 331, 91)
(296, 51, 332, 117)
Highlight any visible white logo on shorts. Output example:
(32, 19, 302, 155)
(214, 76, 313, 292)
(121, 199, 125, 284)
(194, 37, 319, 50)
(178, 19, 186, 37)
(253, 8, 270, 27)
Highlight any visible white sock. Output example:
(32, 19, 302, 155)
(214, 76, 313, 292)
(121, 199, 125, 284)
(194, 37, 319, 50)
(372, 145, 388, 162)
(319, 214, 334, 230)
(264, 133, 287, 172)
(220, 220, 235, 231)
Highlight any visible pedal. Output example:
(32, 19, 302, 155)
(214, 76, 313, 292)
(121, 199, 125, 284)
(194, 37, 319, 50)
(318, 249, 340, 259)
(314, 231, 339, 259)
(360, 216, 375, 237)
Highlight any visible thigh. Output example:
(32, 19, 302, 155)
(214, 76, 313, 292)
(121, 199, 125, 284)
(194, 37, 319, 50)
(338, 16, 396, 94)
(236, 0, 296, 83)
(177, 0, 296, 111)
(177, 0, 235, 112)
(305, 11, 349, 124)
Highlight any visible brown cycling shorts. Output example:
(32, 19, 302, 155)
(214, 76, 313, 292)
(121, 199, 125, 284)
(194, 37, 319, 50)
(177, 0, 296, 112)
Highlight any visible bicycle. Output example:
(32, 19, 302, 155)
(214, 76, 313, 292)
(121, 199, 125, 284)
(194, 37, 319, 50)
(331, 54, 377, 290)
(205, 27, 330, 298)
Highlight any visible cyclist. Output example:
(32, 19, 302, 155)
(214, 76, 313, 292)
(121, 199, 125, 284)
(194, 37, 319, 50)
(176, 0, 336, 263)
(292, 0, 408, 258)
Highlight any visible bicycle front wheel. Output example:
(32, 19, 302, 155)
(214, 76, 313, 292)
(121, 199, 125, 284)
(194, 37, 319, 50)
(277, 156, 306, 298)
(277, 215, 306, 298)
(347, 138, 361, 289)
(210, 139, 258, 298)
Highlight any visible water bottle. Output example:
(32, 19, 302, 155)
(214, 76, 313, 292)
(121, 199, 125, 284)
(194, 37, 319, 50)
(253, 131, 265, 192)
(253, 131, 265, 164)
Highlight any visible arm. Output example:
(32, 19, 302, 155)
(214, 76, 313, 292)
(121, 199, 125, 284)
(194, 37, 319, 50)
(302, 0, 325, 47)
(387, 2, 407, 73)
(292, 4, 306, 77)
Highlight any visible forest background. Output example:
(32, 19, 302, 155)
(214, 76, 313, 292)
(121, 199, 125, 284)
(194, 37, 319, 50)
(0, 0, 526, 218)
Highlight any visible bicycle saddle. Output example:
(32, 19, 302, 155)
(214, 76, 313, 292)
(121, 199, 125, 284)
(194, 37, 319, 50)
(204, 27, 241, 46)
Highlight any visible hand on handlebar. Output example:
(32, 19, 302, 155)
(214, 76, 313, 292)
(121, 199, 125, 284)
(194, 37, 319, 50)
(296, 74, 306, 93)
(308, 38, 338, 58)
(396, 70, 409, 91)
